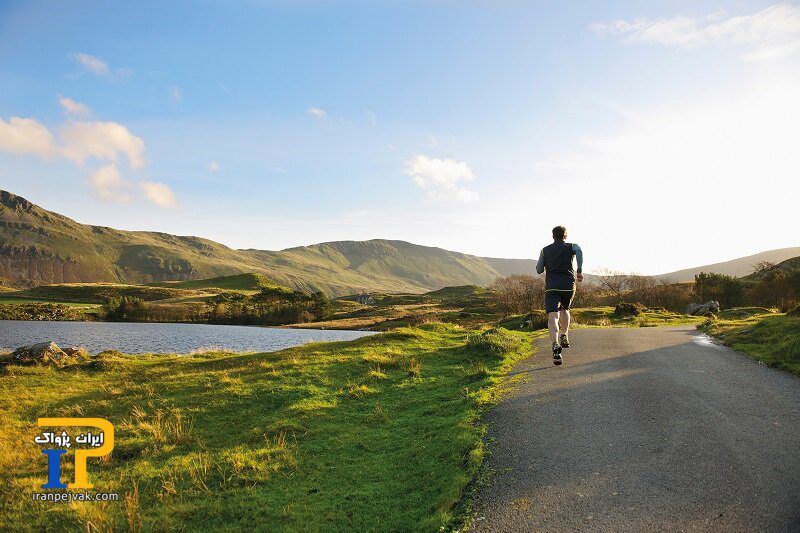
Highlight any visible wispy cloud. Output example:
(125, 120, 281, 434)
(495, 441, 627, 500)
(89, 164, 132, 203)
(141, 181, 178, 209)
(208, 161, 220, 173)
(591, 3, 800, 61)
(404, 155, 479, 202)
(70, 52, 110, 75)
(306, 106, 327, 119)
(58, 96, 90, 117)
(69, 52, 133, 77)
(168, 85, 183, 103)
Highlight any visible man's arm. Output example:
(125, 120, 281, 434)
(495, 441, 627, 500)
(536, 249, 545, 274)
(572, 243, 583, 282)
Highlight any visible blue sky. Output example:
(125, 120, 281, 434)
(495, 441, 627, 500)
(1, 0, 798, 273)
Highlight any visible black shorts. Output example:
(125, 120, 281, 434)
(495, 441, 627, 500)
(545, 289, 575, 313)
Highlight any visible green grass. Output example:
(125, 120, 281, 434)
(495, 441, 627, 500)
(0, 298, 100, 309)
(9, 284, 203, 304)
(495, 307, 702, 331)
(700, 312, 800, 375)
(150, 273, 281, 293)
(0, 323, 534, 531)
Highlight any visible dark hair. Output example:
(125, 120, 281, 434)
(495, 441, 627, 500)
(552, 226, 566, 240)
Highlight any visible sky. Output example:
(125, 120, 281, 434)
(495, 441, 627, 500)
(1, 0, 798, 275)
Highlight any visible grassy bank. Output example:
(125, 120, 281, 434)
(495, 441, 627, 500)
(495, 306, 702, 331)
(0, 323, 535, 531)
(700, 310, 800, 376)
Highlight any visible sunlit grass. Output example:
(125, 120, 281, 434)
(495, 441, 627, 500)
(0, 323, 535, 531)
(700, 312, 800, 375)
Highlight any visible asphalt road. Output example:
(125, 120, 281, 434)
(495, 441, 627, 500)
(471, 326, 800, 532)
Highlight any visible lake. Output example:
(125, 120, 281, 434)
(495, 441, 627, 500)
(0, 321, 376, 354)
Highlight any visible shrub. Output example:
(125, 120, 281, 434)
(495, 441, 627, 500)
(613, 302, 645, 317)
(466, 328, 522, 356)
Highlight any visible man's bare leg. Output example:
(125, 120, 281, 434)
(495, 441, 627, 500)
(548, 312, 560, 344)
(558, 309, 571, 340)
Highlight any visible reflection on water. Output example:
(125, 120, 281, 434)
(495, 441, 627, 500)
(692, 334, 722, 349)
(0, 320, 375, 354)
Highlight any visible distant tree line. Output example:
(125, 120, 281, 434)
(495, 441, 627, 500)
(489, 261, 800, 316)
(101, 287, 333, 325)
(694, 268, 800, 311)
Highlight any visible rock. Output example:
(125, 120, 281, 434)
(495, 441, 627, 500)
(63, 346, 91, 361)
(686, 301, 720, 316)
(10, 342, 87, 367)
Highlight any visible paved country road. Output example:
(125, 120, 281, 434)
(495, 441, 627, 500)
(471, 326, 800, 532)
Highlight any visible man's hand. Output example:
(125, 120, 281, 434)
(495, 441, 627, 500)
(576, 272, 584, 283)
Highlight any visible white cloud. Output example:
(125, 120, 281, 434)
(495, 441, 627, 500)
(1, 107, 179, 209)
(365, 110, 377, 126)
(306, 106, 327, 119)
(58, 96, 90, 117)
(70, 52, 110, 76)
(141, 181, 177, 209)
(208, 161, 220, 173)
(0, 117, 57, 159)
(591, 3, 800, 61)
(1, 116, 145, 170)
(89, 164, 132, 203)
(168, 85, 183, 103)
(404, 155, 479, 202)
(60, 121, 145, 169)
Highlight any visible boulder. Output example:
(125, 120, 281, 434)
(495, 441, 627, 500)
(11, 342, 83, 367)
(686, 301, 720, 316)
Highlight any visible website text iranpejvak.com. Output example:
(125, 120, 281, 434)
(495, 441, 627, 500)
(31, 418, 119, 504)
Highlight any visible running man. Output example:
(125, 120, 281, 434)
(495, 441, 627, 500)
(535, 226, 583, 365)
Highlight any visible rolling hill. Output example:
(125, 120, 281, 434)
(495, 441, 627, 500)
(0, 190, 538, 296)
(4, 190, 794, 295)
(657, 247, 800, 283)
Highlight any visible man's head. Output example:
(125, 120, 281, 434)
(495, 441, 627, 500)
(552, 225, 567, 241)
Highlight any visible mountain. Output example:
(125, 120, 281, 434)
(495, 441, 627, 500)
(657, 247, 800, 283)
(0, 190, 538, 296)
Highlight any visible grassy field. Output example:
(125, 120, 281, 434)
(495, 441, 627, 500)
(8, 284, 207, 304)
(700, 309, 800, 376)
(0, 298, 100, 309)
(0, 324, 535, 531)
(150, 273, 279, 294)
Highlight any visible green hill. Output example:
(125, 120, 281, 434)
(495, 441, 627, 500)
(0, 190, 539, 296)
(151, 273, 280, 292)
(742, 256, 800, 281)
(658, 248, 800, 282)
(10, 283, 206, 303)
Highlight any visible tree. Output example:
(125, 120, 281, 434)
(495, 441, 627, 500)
(594, 268, 629, 303)
(693, 272, 744, 308)
(490, 275, 544, 315)
(752, 261, 776, 275)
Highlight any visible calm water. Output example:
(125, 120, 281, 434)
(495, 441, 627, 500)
(0, 321, 375, 354)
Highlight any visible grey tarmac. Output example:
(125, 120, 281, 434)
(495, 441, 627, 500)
(471, 326, 800, 532)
